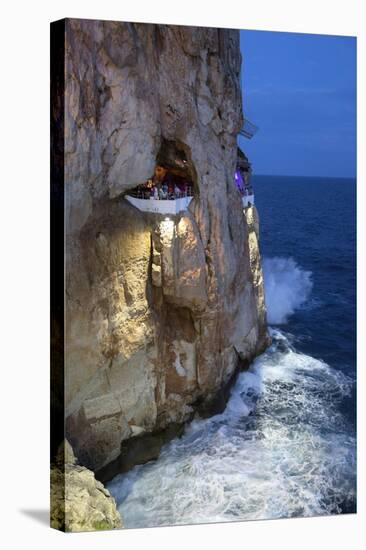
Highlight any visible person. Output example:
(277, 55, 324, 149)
(153, 165, 168, 185)
(174, 183, 181, 198)
(162, 183, 168, 199)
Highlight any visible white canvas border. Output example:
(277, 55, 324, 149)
(0, 0, 363, 548)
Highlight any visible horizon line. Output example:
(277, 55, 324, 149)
(252, 174, 356, 180)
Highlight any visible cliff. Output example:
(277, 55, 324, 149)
(63, 19, 268, 476)
(51, 441, 122, 531)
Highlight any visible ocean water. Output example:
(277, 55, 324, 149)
(107, 176, 356, 528)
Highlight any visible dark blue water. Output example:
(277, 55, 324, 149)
(108, 176, 357, 527)
(254, 175, 356, 429)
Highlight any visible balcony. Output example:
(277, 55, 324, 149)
(239, 118, 258, 140)
(125, 193, 193, 216)
(242, 193, 255, 208)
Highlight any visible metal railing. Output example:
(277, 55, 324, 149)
(239, 118, 258, 139)
(127, 187, 194, 201)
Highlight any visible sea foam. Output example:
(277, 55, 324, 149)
(107, 331, 356, 528)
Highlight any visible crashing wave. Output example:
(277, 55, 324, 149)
(107, 331, 356, 528)
(263, 257, 313, 324)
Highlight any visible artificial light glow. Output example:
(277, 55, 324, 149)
(160, 218, 175, 241)
(234, 170, 244, 191)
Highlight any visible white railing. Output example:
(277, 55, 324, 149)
(125, 195, 193, 215)
(128, 188, 193, 200)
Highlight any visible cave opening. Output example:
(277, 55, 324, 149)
(125, 139, 197, 215)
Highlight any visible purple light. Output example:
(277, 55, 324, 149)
(234, 170, 244, 191)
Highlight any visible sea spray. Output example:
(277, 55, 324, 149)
(107, 331, 356, 527)
(263, 257, 313, 324)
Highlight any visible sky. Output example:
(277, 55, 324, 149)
(239, 30, 356, 178)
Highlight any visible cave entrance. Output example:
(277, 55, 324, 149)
(125, 139, 196, 216)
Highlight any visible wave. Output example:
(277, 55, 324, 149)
(263, 257, 313, 324)
(107, 330, 356, 528)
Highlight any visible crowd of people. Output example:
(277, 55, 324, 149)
(129, 164, 253, 202)
(131, 165, 194, 200)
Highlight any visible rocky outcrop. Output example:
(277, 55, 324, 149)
(51, 441, 122, 532)
(63, 19, 268, 474)
(244, 205, 267, 341)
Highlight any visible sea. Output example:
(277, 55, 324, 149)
(107, 175, 357, 528)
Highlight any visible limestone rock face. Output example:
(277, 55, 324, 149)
(51, 442, 122, 532)
(243, 205, 268, 350)
(64, 19, 268, 473)
(151, 212, 207, 311)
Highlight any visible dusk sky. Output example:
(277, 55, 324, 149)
(239, 30, 356, 178)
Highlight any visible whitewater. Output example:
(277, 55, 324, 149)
(107, 257, 356, 528)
